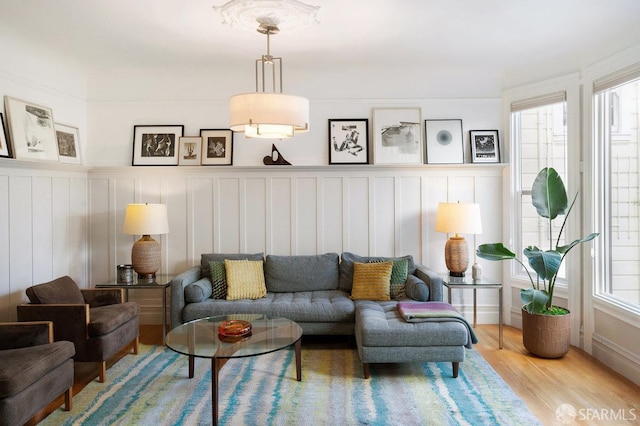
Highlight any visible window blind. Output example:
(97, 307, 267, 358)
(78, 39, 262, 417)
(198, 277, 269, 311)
(593, 63, 640, 93)
(510, 91, 566, 112)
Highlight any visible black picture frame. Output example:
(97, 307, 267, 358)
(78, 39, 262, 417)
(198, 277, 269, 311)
(132, 125, 183, 166)
(0, 112, 11, 158)
(200, 129, 233, 166)
(470, 130, 500, 163)
(328, 119, 369, 165)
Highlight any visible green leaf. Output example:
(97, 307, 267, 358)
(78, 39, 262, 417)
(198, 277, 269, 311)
(557, 233, 600, 254)
(476, 243, 516, 261)
(531, 167, 568, 220)
(521, 288, 550, 313)
(523, 247, 561, 281)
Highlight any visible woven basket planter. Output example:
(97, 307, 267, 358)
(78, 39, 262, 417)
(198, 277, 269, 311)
(521, 307, 571, 358)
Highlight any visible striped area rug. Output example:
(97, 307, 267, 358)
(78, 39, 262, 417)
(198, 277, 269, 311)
(43, 344, 540, 426)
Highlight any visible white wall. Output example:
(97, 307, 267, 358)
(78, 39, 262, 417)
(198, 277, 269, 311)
(88, 165, 505, 325)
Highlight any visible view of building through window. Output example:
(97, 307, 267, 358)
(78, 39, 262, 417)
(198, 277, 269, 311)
(512, 101, 568, 281)
(598, 78, 640, 306)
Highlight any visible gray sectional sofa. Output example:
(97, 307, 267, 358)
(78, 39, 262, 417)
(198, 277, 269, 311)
(170, 251, 474, 377)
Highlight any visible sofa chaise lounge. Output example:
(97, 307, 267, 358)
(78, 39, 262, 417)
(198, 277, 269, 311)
(170, 252, 474, 377)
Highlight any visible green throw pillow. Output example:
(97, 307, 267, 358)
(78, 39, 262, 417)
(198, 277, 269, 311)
(209, 261, 227, 299)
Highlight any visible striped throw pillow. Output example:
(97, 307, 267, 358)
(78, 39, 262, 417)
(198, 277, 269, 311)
(208, 261, 227, 299)
(224, 259, 267, 300)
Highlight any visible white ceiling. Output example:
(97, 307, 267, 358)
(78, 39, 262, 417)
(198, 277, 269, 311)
(2, 0, 640, 92)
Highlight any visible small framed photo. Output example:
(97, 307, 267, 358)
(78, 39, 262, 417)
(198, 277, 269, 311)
(470, 130, 500, 163)
(4, 96, 59, 162)
(0, 113, 11, 158)
(372, 108, 423, 164)
(425, 119, 464, 164)
(200, 129, 233, 166)
(55, 123, 82, 164)
(328, 119, 369, 165)
(132, 125, 183, 166)
(178, 136, 202, 166)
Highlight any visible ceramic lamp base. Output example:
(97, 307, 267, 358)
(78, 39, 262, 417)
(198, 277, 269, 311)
(131, 235, 160, 279)
(445, 236, 468, 277)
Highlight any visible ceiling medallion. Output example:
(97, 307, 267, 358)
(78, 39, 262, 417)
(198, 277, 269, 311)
(213, 0, 320, 33)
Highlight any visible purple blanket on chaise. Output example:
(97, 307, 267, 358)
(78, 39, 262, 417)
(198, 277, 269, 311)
(397, 301, 478, 348)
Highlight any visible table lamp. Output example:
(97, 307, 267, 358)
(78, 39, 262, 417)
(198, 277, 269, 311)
(123, 203, 169, 279)
(435, 202, 482, 277)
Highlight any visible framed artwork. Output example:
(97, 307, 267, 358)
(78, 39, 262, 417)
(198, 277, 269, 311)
(328, 119, 369, 165)
(178, 136, 202, 165)
(424, 119, 464, 164)
(372, 107, 422, 164)
(0, 112, 11, 158)
(470, 130, 500, 163)
(200, 129, 233, 166)
(55, 123, 82, 164)
(4, 96, 59, 162)
(132, 125, 183, 166)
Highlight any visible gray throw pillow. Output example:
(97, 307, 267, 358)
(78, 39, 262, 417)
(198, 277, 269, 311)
(184, 278, 213, 303)
(405, 274, 430, 301)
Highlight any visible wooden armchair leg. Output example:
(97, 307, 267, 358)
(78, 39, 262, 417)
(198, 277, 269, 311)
(452, 361, 459, 378)
(132, 335, 139, 355)
(99, 361, 107, 383)
(363, 363, 370, 379)
(64, 387, 73, 411)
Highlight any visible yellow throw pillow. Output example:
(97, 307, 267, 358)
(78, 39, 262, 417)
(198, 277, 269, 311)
(224, 259, 267, 300)
(350, 261, 392, 301)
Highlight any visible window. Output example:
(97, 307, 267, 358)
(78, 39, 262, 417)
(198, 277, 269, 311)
(511, 93, 568, 280)
(594, 73, 640, 307)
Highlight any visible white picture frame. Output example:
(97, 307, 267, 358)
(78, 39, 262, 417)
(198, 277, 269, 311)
(132, 125, 183, 166)
(372, 107, 423, 165)
(0, 112, 10, 158)
(55, 123, 82, 164)
(4, 96, 59, 162)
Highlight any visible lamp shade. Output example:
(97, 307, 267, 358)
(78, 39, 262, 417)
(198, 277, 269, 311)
(230, 92, 309, 139)
(123, 203, 169, 236)
(435, 202, 483, 235)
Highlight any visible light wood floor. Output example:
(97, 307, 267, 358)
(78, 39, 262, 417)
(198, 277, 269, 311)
(29, 324, 640, 425)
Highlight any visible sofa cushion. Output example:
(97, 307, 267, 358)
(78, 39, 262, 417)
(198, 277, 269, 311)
(88, 302, 139, 336)
(200, 253, 264, 279)
(25, 276, 85, 305)
(0, 341, 75, 397)
(368, 258, 409, 298)
(265, 253, 340, 292)
(184, 278, 213, 303)
(350, 261, 392, 301)
(405, 274, 430, 301)
(339, 252, 415, 292)
(225, 260, 267, 301)
(209, 261, 227, 299)
(182, 290, 355, 324)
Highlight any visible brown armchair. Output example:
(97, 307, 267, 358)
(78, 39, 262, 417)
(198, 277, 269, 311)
(17, 276, 140, 383)
(0, 321, 75, 425)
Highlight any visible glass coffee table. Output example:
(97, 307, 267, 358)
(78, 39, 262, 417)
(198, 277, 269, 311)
(166, 314, 303, 426)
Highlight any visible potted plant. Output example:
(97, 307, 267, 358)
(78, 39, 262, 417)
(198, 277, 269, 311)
(476, 167, 598, 358)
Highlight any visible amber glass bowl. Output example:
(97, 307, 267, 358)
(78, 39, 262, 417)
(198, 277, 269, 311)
(218, 319, 252, 337)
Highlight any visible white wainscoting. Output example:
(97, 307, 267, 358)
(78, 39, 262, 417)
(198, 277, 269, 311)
(0, 161, 88, 321)
(88, 165, 505, 325)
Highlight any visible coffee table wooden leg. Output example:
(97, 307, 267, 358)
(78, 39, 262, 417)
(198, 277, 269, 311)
(295, 338, 302, 381)
(212, 357, 220, 426)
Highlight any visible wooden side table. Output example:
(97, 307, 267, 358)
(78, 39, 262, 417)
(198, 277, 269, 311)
(442, 275, 503, 349)
(96, 274, 173, 344)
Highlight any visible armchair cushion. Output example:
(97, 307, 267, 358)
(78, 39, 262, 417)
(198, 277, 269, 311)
(26, 276, 84, 305)
(0, 341, 75, 398)
(88, 302, 139, 337)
